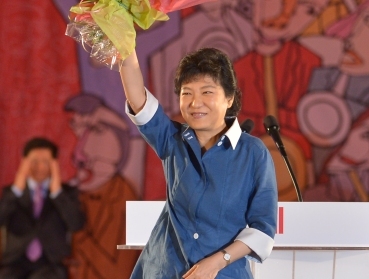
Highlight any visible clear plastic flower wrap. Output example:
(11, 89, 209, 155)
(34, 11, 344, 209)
(66, 17, 123, 70)
(66, 0, 217, 71)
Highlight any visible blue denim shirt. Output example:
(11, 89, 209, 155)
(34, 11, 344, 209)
(127, 91, 277, 279)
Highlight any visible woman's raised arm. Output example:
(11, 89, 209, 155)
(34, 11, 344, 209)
(119, 50, 146, 114)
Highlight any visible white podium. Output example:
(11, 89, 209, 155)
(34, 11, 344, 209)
(119, 202, 369, 279)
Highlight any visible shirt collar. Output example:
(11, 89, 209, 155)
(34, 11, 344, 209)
(181, 118, 242, 150)
(27, 177, 50, 191)
(224, 117, 242, 150)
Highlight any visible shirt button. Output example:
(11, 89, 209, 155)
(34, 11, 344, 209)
(193, 233, 199, 239)
(217, 141, 223, 146)
(221, 136, 225, 140)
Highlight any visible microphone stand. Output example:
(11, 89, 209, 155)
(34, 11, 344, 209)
(280, 151, 303, 202)
(264, 117, 303, 202)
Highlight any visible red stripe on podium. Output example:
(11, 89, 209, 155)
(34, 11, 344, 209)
(278, 207, 284, 234)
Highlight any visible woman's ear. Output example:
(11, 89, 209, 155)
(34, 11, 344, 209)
(227, 96, 234, 108)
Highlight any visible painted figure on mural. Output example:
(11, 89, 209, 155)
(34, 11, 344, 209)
(299, 0, 369, 201)
(144, 0, 255, 200)
(325, 109, 369, 201)
(233, 0, 330, 201)
(64, 94, 141, 279)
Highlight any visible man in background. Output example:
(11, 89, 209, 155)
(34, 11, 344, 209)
(0, 137, 85, 279)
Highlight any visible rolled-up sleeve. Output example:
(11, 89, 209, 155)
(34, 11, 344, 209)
(235, 227, 274, 263)
(125, 88, 159, 125)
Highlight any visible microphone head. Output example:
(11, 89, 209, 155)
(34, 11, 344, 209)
(241, 119, 254, 134)
(263, 115, 280, 134)
(263, 115, 288, 157)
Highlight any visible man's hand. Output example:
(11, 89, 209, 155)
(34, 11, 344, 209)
(49, 159, 62, 194)
(13, 158, 31, 191)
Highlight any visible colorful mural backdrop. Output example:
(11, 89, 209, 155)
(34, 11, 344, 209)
(1, 0, 368, 278)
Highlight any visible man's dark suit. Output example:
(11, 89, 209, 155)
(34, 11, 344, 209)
(0, 183, 85, 277)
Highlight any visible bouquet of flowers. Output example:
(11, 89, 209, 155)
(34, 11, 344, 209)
(66, 0, 216, 70)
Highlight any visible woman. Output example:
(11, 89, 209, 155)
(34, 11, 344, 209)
(120, 47, 277, 279)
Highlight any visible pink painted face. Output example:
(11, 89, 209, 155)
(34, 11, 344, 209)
(338, 118, 369, 167)
(70, 113, 122, 191)
(252, 0, 329, 46)
(199, 0, 238, 20)
(340, 6, 369, 75)
(69, 113, 91, 137)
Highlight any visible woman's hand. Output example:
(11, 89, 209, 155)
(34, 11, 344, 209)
(183, 252, 225, 279)
(183, 241, 252, 278)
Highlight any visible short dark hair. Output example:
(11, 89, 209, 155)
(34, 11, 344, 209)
(23, 137, 58, 158)
(174, 48, 242, 117)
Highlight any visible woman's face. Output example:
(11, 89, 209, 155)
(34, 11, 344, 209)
(179, 75, 233, 136)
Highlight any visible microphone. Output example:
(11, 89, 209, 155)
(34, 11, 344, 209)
(263, 115, 287, 157)
(263, 115, 303, 202)
(240, 119, 254, 134)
